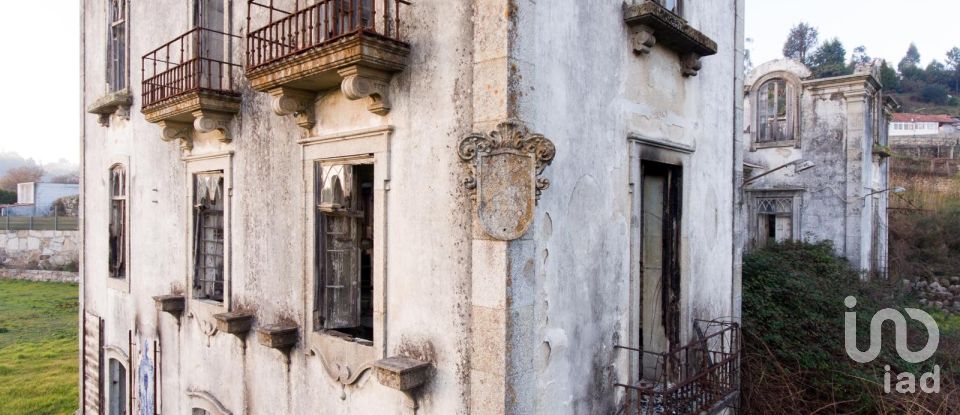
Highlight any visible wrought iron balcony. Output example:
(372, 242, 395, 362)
(141, 27, 242, 148)
(616, 320, 740, 415)
(244, 0, 411, 130)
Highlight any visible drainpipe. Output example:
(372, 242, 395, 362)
(78, 1, 88, 413)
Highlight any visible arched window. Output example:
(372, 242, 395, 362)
(756, 78, 796, 143)
(109, 165, 127, 279)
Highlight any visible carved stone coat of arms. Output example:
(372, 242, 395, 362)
(458, 120, 556, 240)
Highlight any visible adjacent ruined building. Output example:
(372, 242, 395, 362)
(80, 0, 744, 414)
(742, 59, 896, 275)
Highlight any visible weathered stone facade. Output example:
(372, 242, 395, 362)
(742, 59, 894, 275)
(0, 230, 79, 271)
(81, 0, 744, 414)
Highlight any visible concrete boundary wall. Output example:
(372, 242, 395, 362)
(0, 268, 79, 283)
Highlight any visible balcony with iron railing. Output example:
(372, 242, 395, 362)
(245, 0, 411, 130)
(141, 27, 242, 149)
(615, 320, 740, 415)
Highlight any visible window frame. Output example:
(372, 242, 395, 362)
(106, 0, 129, 92)
(749, 72, 803, 150)
(185, 152, 233, 314)
(107, 158, 131, 292)
(302, 127, 392, 370)
(746, 190, 803, 250)
(652, 0, 683, 17)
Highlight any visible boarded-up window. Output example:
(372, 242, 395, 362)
(109, 165, 127, 279)
(756, 79, 795, 143)
(314, 163, 374, 343)
(193, 172, 225, 302)
(108, 0, 127, 91)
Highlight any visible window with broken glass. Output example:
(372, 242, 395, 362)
(756, 79, 795, 143)
(109, 165, 127, 279)
(314, 162, 375, 343)
(756, 197, 794, 248)
(193, 172, 225, 302)
(108, 0, 128, 91)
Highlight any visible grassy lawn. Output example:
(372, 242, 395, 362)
(0, 279, 78, 414)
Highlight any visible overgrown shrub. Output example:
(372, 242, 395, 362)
(742, 242, 959, 414)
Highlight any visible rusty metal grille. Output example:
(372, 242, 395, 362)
(141, 27, 241, 108)
(616, 320, 740, 415)
(245, 0, 410, 71)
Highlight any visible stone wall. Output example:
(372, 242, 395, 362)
(909, 277, 960, 314)
(0, 268, 79, 283)
(0, 230, 79, 271)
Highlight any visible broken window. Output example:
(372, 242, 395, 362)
(109, 165, 127, 279)
(639, 161, 682, 380)
(756, 197, 794, 248)
(314, 162, 374, 343)
(756, 78, 795, 143)
(193, 172, 225, 302)
(107, 358, 127, 415)
(108, 0, 127, 91)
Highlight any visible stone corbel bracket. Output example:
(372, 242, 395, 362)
(87, 90, 133, 127)
(373, 356, 432, 414)
(213, 311, 255, 341)
(269, 87, 317, 134)
(458, 120, 556, 241)
(158, 121, 195, 151)
(193, 111, 234, 143)
(339, 65, 393, 116)
(153, 295, 186, 318)
(624, 2, 718, 77)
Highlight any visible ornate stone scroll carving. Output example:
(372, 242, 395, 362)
(193, 111, 233, 143)
(680, 52, 703, 77)
(269, 87, 317, 133)
(458, 120, 556, 241)
(339, 65, 393, 116)
(158, 121, 194, 151)
(630, 24, 657, 55)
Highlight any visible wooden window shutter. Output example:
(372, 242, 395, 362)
(82, 311, 103, 414)
(322, 214, 360, 329)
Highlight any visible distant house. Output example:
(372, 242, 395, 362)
(0, 182, 79, 216)
(889, 113, 959, 137)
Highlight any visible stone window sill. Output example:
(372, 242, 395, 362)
(624, 1, 718, 77)
(87, 90, 132, 127)
(753, 139, 799, 150)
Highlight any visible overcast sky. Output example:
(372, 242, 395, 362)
(0, 1, 956, 165)
(746, 0, 960, 70)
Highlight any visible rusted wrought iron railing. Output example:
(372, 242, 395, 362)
(246, 0, 410, 71)
(615, 320, 740, 415)
(141, 27, 242, 108)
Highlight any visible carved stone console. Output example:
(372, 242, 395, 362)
(142, 91, 241, 151)
(153, 295, 186, 317)
(373, 356, 432, 413)
(624, 1, 718, 77)
(257, 324, 299, 352)
(87, 90, 132, 127)
(213, 312, 255, 338)
(245, 33, 410, 134)
(458, 120, 556, 240)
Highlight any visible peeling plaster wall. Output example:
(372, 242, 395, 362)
(743, 59, 890, 273)
(83, 0, 473, 414)
(514, 1, 743, 413)
(82, 0, 743, 413)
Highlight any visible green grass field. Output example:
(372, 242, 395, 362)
(0, 280, 78, 415)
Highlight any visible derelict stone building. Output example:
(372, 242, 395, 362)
(742, 59, 897, 275)
(80, 0, 744, 413)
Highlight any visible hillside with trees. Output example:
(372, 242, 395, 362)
(780, 23, 959, 115)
